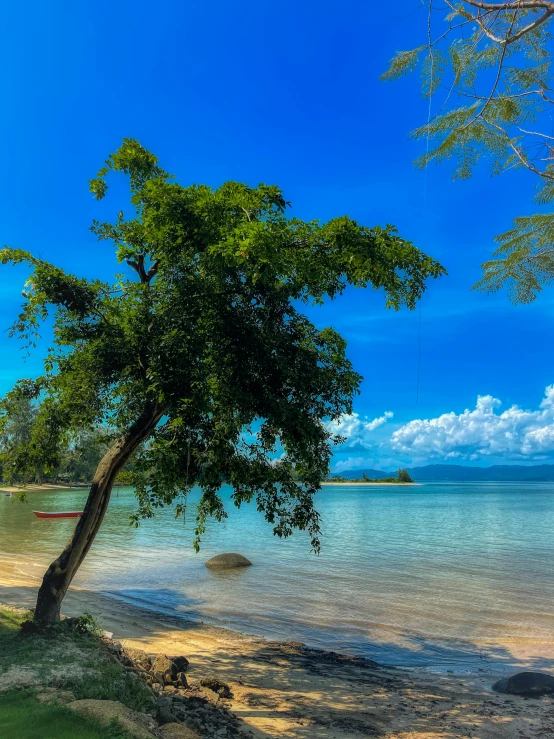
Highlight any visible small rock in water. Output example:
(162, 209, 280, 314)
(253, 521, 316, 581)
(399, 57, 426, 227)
(205, 553, 252, 570)
(492, 672, 554, 696)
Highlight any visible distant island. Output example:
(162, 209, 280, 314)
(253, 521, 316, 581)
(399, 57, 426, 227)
(329, 464, 554, 482)
(325, 468, 413, 484)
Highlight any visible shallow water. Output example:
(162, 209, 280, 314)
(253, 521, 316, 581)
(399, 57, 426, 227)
(1, 482, 554, 669)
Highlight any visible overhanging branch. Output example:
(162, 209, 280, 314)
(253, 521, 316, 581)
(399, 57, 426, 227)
(464, 0, 554, 45)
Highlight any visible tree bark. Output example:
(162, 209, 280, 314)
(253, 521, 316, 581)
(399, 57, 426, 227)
(34, 401, 163, 624)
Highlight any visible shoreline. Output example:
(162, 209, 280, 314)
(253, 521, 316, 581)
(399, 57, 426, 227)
(0, 483, 81, 494)
(0, 482, 130, 493)
(1, 555, 553, 737)
(0, 481, 422, 493)
(321, 481, 422, 486)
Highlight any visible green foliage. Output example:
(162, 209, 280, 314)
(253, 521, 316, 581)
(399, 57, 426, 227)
(0, 606, 154, 716)
(0, 396, 118, 485)
(0, 691, 135, 739)
(0, 605, 29, 637)
(0, 380, 41, 483)
(396, 468, 413, 483)
(382, 1, 554, 303)
(1, 139, 443, 552)
(72, 612, 105, 637)
(61, 668, 155, 714)
(380, 47, 425, 81)
(57, 429, 112, 483)
(475, 212, 554, 303)
(114, 468, 134, 485)
(327, 470, 413, 483)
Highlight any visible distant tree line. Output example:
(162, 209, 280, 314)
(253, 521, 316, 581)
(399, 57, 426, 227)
(0, 385, 133, 486)
(1, 389, 414, 488)
(328, 468, 413, 484)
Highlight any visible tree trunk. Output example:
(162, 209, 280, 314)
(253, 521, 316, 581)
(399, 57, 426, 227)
(34, 401, 163, 624)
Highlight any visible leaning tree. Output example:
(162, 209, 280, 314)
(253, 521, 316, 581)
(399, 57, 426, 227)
(0, 139, 444, 623)
(382, 1, 554, 303)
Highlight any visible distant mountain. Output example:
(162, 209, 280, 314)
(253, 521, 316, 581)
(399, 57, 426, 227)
(408, 464, 554, 481)
(330, 464, 554, 482)
(328, 468, 389, 480)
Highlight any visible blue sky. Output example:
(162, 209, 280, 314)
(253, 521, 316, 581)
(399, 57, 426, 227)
(1, 0, 554, 470)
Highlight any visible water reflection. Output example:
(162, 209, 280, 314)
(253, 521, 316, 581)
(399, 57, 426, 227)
(1, 482, 554, 668)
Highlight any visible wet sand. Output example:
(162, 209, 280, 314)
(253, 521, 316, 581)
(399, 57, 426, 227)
(0, 554, 553, 738)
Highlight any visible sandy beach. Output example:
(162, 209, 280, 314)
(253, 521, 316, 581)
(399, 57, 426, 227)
(1, 554, 553, 738)
(0, 483, 84, 494)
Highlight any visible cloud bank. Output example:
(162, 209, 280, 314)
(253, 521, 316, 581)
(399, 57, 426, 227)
(391, 385, 554, 461)
(325, 411, 393, 450)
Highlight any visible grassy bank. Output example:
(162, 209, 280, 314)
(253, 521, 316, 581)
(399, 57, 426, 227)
(0, 605, 154, 738)
(0, 691, 135, 739)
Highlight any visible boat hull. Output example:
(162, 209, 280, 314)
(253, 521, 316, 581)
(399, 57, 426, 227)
(33, 511, 83, 519)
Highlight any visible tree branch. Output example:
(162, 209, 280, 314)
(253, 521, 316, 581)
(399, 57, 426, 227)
(462, 9, 517, 128)
(516, 126, 554, 140)
(145, 260, 159, 282)
(465, 0, 554, 10)
(127, 256, 158, 284)
(465, 1, 554, 45)
(485, 117, 554, 178)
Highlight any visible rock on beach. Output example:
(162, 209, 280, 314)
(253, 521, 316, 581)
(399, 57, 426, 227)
(205, 553, 252, 570)
(160, 725, 202, 739)
(68, 699, 157, 739)
(492, 671, 554, 696)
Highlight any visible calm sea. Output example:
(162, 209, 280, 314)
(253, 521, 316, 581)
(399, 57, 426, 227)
(1, 482, 554, 670)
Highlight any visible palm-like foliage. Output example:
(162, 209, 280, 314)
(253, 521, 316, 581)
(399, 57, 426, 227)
(382, 1, 554, 303)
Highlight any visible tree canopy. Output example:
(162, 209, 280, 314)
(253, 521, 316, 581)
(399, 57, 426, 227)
(1, 139, 444, 622)
(382, 1, 554, 303)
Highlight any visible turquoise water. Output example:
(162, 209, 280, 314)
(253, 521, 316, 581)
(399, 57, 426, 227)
(1, 482, 554, 669)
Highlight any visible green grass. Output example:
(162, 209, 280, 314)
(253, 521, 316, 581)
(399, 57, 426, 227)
(0, 605, 154, 712)
(0, 605, 155, 737)
(0, 691, 134, 739)
(63, 664, 155, 712)
(0, 605, 49, 677)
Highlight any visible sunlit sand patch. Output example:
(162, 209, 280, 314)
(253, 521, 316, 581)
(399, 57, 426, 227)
(1, 556, 554, 738)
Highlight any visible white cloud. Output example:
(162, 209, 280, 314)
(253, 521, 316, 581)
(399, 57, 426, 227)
(326, 411, 393, 450)
(333, 457, 373, 473)
(390, 385, 554, 461)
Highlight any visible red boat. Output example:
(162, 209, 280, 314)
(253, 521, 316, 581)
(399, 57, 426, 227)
(33, 511, 83, 519)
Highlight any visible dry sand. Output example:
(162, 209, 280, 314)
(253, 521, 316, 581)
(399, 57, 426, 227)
(0, 554, 553, 738)
(0, 483, 81, 494)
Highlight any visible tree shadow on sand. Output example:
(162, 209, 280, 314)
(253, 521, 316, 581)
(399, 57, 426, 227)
(1, 583, 554, 738)
(193, 639, 554, 738)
